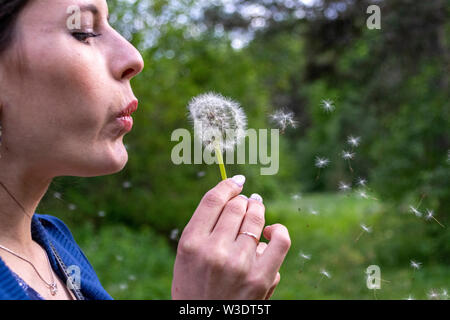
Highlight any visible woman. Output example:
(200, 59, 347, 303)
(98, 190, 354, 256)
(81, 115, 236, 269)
(0, 0, 291, 300)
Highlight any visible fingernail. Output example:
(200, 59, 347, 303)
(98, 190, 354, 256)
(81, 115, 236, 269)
(231, 175, 246, 187)
(238, 194, 248, 200)
(250, 193, 263, 203)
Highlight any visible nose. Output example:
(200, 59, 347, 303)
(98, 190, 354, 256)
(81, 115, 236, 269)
(109, 29, 144, 81)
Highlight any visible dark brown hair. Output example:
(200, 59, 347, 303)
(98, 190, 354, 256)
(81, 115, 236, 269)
(0, 0, 30, 56)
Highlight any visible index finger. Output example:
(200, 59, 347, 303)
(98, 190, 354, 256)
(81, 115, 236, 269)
(185, 175, 246, 235)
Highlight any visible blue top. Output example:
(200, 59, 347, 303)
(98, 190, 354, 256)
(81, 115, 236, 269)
(0, 214, 113, 300)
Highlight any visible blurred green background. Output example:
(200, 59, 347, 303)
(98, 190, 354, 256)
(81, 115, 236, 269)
(38, 0, 449, 299)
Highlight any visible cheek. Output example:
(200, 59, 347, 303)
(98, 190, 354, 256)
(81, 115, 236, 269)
(19, 38, 110, 141)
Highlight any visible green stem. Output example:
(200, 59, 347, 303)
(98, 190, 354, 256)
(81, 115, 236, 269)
(214, 144, 227, 180)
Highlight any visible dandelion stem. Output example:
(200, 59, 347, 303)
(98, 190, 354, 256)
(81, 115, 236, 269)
(355, 230, 364, 243)
(347, 160, 354, 174)
(431, 216, 446, 228)
(315, 275, 324, 289)
(214, 144, 227, 180)
(416, 193, 426, 209)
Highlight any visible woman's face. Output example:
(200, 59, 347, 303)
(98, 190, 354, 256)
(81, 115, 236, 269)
(0, 0, 144, 178)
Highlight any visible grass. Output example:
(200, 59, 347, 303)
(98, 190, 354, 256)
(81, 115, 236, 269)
(70, 193, 449, 300)
(267, 193, 449, 300)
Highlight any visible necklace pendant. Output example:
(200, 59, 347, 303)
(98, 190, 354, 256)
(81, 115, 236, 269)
(50, 283, 58, 296)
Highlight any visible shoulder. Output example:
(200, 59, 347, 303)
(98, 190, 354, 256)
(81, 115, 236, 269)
(33, 213, 114, 300)
(34, 213, 76, 241)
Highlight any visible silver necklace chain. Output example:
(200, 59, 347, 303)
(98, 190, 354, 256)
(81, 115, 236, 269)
(0, 244, 58, 296)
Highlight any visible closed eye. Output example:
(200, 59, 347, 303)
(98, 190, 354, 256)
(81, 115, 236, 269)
(71, 32, 102, 43)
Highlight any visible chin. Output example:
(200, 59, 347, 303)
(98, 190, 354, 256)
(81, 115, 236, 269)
(75, 140, 129, 177)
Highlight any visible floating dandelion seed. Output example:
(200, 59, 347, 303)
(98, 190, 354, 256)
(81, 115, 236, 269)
(269, 109, 298, 134)
(425, 209, 445, 228)
(355, 224, 371, 242)
(53, 192, 62, 200)
(98, 210, 106, 217)
(315, 156, 330, 180)
(410, 260, 422, 270)
(357, 190, 369, 199)
(341, 150, 355, 173)
(342, 151, 355, 160)
(321, 99, 335, 113)
(115, 255, 123, 261)
(320, 269, 331, 279)
(298, 251, 311, 271)
(122, 181, 132, 189)
(428, 289, 440, 300)
(299, 251, 311, 260)
(292, 193, 302, 212)
(291, 193, 302, 201)
(404, 295, 415, 300)
(67, 203, 77, 211)
(315, 268, 331, 288)
(119, 283, 128, 291)
(170, 228, 179, 241)
(188, 92, 247, 180)
(309, 208, 319, 215)
(197, 171, 206, 178)
(409, 205, 422, 217)
(347, 135, 361, 148)
(128, 275, 136, 281)
(441, 289, 448, 299)
(315, 157, 330, 168)
(356, 189, 378, 201)
(339, 181, 351, 192)
(357, 177, 367, 187)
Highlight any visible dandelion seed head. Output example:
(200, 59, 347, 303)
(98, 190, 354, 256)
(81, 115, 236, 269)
(310, 208, 319, 215)
(342, 150, 355, 160)
(187, 92, 247, 152)
(269, 109, 298, 132)
(410, 260, 421, 270)
(347, 135, 361, 147)
(321, 99, 335, 112)
(315, 156, 330, 168)
(360, 224, 372, 233)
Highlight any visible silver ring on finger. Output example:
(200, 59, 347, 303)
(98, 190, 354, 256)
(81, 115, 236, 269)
(238, 231, 259, 245)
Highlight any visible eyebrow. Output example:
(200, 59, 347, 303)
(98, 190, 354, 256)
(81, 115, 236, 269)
(79, 4, 110, 21)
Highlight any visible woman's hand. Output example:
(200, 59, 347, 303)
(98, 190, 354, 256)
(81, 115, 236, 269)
(172, 175, 291, 300)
